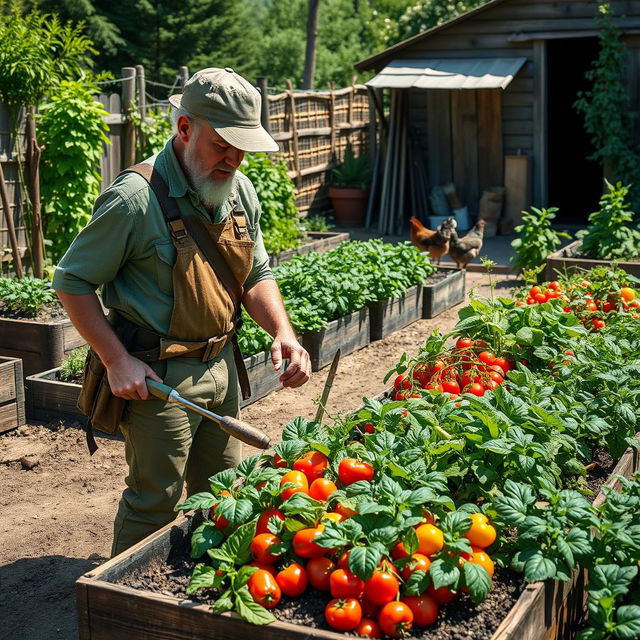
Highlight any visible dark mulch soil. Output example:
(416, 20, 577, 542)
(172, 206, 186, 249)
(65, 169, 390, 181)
(116, 518, 525, 640)
(585, 447, 615, 497)
(0, 301, 68, 322)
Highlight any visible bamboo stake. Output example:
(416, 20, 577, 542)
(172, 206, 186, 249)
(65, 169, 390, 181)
(0, 161, 23, 277)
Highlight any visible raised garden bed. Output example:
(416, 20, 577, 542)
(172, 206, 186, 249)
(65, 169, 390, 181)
(546, 240, 640, 281)
(368, 285, 422, 342)
(421, 267, 466, 319)
(0, 356, 25, 434)
(0, 315, 85, 376)
(25, 367, 83, 423)
(268, 231, 350, 267)
(241, 351, 289, 409)
(75, 439, 639, 640)
(301, 308, 369, 372)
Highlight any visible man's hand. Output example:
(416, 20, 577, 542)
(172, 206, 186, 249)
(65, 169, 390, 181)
(271, 333, 310, 388)
(105, 353, 163, 401)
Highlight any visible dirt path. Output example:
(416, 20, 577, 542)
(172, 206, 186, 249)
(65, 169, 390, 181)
(0, 272, 519, 640)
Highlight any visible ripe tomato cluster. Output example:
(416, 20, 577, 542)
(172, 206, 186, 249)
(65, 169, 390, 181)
(393, 338, 513, 401)
(234, 446, 499, 637)
(517, 280, 640, 332)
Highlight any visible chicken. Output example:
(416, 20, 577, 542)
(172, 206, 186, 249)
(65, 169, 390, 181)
(448, 220, 486, 269)
(409, 216, 457, 265)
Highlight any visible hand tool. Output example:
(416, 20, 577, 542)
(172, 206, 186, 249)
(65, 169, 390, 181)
(146, 378, 271, 449)
(314, 349, 341, 423)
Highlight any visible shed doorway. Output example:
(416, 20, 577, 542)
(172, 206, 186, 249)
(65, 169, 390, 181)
(546, 37, 602, 224)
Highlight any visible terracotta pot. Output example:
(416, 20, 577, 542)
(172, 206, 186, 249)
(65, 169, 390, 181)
(328, 186, 368, 226)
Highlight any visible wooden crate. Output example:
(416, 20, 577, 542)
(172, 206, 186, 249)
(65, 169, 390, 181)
(301, 308, 369, 372)
(368, 285, 422, 342)
(0, 316, 85, 376)
(422, 267, 466, 319)
(268, 231, 350, 267)
(25, 367, 84, 423)
(0, 356, 25, 433)
(240, 352, 289, 409)
(546, 240, 640, 281)
(75, 438, 640, 640)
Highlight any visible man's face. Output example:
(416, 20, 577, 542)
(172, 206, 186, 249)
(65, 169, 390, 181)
(179, 116, 245, 207)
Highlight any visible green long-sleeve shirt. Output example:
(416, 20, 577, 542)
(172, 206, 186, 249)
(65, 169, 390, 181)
(53, 137, 274, 334)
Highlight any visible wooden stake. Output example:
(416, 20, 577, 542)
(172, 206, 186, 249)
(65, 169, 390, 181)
(121, 67, 136, 169)
(286, 80, 302, 187)
(257, 77, 271, 135)
(0, 161, 23, 277)
(135, 65, 146, 160)
(179, 66, 189, 90)
(25, 109, 43, 278)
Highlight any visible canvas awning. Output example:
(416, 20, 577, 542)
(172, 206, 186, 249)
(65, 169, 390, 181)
(366, 57, 527, 90)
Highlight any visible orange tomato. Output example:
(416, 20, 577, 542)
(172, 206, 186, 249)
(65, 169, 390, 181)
(309, 477, 338, 501)
(280, 470, 309, 501)
(469, 547, 495, 577)
(621, 287, 636, 302)
(415, 524, 444, 556)
(464, 513, 496, 549)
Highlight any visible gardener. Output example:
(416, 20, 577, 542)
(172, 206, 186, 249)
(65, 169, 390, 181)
(53, 67, 310, 556)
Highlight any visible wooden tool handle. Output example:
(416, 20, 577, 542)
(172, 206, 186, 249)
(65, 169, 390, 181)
(218, 415, 271, 450)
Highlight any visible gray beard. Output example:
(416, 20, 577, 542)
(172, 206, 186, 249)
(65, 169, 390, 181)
(183, 144, 235, 208)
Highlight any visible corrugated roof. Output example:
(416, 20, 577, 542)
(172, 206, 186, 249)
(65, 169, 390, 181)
(365, 57, 527, 90)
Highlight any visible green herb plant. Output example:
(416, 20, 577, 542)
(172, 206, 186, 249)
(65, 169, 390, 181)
(0, 276, 57, 317)
(577, 181, 640, 260)
(59, 345, 89, 382)
(39, 79, 110, 262)
(242, 153, 301, 255)
(511, 207, 571, 277)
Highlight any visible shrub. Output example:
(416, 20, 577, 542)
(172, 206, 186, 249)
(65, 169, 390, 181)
(0, 276, 57, 317)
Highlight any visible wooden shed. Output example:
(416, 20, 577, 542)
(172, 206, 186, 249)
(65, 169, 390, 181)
(356, 0, 640, 230)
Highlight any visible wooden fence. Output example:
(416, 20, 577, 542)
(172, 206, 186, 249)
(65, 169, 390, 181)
(0, 66, 372, 263)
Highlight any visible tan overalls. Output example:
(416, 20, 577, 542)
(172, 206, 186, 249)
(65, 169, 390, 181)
(111, 168, 254, 556)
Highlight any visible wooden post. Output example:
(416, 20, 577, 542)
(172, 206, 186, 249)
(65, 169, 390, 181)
(135, 65, 146, 160)
(179, 66, 189, 90)
(0, 162, 23, 277)
(302, 0, 320, 89)
(286, 80, 301, 187)
(533, 40, 548, 208)
(257, 77, 271, 135)
(329, 83, 336, 161)
(121, 67, 136, 169)
(25, 109, 43, 278)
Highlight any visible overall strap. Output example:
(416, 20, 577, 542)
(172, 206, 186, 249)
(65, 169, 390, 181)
(120, 163, 252, 399)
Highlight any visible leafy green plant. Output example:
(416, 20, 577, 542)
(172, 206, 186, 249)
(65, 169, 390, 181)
(574, 2, 640, 211)
(0, 276, 57, 317)
(331, 145, 371, 190)
(242, 153, 301, 255)
(38, 79, 110, 262)
(59, 345, 89, 382)
(129, 105, 172, 158)
(301, 214, 333, 232)
(577, 181, 640, 260)
(511, 207, 571, 276)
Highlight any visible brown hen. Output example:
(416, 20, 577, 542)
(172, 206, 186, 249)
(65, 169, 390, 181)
(409, 216, 457, 265)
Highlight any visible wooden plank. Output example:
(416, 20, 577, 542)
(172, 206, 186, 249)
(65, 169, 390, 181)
(25, 368, 83, 422)
(478, 0, 640, 21)
(451, 90, 479, 211)
(503, 106, 534, 121)
(502, 155, 532, 234)
(504, 135, 534, 151)
(369, 286, 422, 341)
(532, 40, 548, 207)
(450, 16, 640, 35)
(546, 240, 640, 280)
(503, 120, 533, 135)
(422, 268, 466, 318)
(0, 401, 19, 432)
(477, 89, 504, 190)
(426, 90, 452, 187)
(0, 357, 16, 403)
(627, 46, 640, 146)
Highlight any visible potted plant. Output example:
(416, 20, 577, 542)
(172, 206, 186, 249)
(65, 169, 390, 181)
(328, 145, 371, 226)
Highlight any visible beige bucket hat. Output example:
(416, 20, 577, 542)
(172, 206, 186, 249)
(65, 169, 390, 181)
(169, 67, 278, 153)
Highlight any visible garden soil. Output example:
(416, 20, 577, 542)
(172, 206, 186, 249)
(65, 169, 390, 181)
(1, 272, 523, 640)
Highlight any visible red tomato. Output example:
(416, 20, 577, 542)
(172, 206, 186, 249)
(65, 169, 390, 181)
(441, 380, 461, 394)
(494, 356, 512, 372)
(364, 569, 399, 606)
(248, 569, 281, 608)
(400, 553, 431, 581)
(378, 601, 413, 638)
(355, 618, 383, 638)
(394, 374, 411, 391)
(292, 527, 327, 558)
(280, 470, 309, 500)
(363, 422, 375, 433)
(256, 507, 285, 535)
(592, 318, 606, 331)
(478, 351, 496, 366)
(534, 293, 548, 304)
(306, 556, 335, 591)
(273, 454, 288, 468)
(489, 371, 503, 384)
(325, 598, 362, 632)
(293, 450, 329, 482)
(338, 458, 374, 485)
(309, 477, 338, 501)
(330, 569, 365, 598)
(337, 550, 351, 570)
(426, 583, 457, 605)
(391, 541, 408, 560)
(402, 595, 438, 627)
(548, 281, 562, 291)
(431, 359, 446, 373)
(250, 533, 281, 565)
(529, 286, 542, 297)
(456, 337, 474, 350)
(276, 562, 308, 597)
(334, 502, 358, 519)
(467, 383, 485, 396)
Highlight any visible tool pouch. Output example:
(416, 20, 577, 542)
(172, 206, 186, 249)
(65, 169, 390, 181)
(77, 348, 127, 454)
